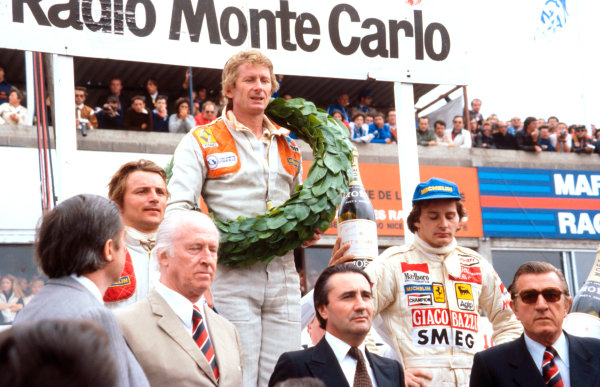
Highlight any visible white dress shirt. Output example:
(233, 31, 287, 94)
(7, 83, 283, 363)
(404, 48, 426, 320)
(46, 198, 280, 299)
(155, 282, 213, 342)
(524, 332, 570, 387)
(325, 332, 378, 387)
(71, 274, 104, 304)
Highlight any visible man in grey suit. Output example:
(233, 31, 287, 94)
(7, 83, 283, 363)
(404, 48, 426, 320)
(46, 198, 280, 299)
(117, 211, 243, 386)
(14, 194, 149, 387)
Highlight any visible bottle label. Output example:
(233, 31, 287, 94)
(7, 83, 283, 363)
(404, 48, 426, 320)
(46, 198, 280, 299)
(586, 254, 600, 282)
(339, 219, 378, 260)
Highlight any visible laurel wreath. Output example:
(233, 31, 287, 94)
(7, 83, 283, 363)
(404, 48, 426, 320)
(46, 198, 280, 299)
(166, 97, 354, 267)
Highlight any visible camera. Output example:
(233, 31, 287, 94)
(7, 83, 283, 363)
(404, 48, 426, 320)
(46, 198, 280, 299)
(103, 104, 114, 112)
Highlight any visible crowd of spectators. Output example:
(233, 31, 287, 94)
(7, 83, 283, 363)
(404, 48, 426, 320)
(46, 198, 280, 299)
(0, 274, 45, 325)
(2, 63, 599, 157)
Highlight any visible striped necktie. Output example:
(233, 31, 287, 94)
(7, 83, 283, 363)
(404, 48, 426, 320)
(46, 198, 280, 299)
(348, 347, 373, 387)
(192, 305, 219, 381)
(542, 346, 563, 387)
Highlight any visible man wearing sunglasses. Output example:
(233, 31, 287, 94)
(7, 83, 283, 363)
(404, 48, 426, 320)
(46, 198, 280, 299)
(470, 261, 600, 387)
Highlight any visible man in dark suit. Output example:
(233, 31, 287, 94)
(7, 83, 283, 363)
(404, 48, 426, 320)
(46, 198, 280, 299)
(470, 261, 600, 387)
(14, 194, 149, 387)
(269, 264, 404, 387)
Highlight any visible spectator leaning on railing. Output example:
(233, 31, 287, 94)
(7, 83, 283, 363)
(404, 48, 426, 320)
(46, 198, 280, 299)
(516, 116, 541, 153)
(0, 87, 26, 125)
(493, 121, 517, 150)
(434, 120, 455, 146)
(369, 111, 393, 144)
(538, 125, 555, 152)
(474, 121, 496, 149)
(96, 95, 124, 130)
(571, 125, 594, 154)
(416, 116, 436, 146)
(349, 111, 374, 144)
(125, 96, 153, 131)
(152, 95, 169, 132)
(446, 115, 472, 148)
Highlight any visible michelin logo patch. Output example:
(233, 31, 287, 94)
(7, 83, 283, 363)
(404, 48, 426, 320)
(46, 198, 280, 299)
(206, 152, 238, 170)
(405, 284, 433, 294)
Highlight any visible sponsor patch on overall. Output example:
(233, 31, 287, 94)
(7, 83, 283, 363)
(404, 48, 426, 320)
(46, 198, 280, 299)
(401, 262, 431, 284)
(405, 284, 433, 294)
(449, 265, 482, 284)
(287, 157, 300, 168)
(408, 294, 433, 306)
(455, 283, 475, 311)
(499, 281, 511, 310)
(197, 128, 219, 148)
(458, 254, 480, 266)
(286, 136, 300, 152)
(411, 308, 478, 349)
(433, 282, 445, 303)
(206, 152, 238, 170)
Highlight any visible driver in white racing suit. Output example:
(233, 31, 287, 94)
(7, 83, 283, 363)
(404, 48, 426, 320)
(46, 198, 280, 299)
(331, 177, 522, 386)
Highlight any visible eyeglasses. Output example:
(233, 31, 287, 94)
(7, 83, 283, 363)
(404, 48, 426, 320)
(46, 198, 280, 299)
(515, 287, 564, 304)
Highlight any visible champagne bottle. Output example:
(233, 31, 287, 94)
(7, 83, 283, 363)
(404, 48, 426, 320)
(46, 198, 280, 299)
(337, 148, 378, 268)
(564, 247, 600, 337)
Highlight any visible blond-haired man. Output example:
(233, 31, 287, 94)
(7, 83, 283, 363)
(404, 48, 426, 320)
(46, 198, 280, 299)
(167, 50, 320, 386)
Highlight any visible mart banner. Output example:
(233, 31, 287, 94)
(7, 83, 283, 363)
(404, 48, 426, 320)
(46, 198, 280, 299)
(478, 167, 600, 239)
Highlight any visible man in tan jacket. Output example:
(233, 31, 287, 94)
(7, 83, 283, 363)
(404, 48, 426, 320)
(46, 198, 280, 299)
(117, 211, 243, 386)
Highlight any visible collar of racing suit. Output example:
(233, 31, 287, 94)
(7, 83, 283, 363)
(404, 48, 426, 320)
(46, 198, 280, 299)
(413, 234, 466, 280)
(124, 226, 157, 253)
(413, 233, 457, 256)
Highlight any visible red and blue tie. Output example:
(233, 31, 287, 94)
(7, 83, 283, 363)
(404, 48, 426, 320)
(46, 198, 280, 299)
(542, 346, 563, 387)
(192, 306, 219, 382)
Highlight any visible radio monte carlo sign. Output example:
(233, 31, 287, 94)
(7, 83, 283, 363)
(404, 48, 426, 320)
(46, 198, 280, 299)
(2, 0, 468, 84)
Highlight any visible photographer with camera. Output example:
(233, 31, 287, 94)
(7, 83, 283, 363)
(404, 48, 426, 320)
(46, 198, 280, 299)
(96, 96, 124, 130)
(552, 122, 572, 153)
(571, 125, 594, 154)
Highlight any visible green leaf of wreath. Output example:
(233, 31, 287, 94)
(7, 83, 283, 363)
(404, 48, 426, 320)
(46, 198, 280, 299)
(165, 97, 354, 267)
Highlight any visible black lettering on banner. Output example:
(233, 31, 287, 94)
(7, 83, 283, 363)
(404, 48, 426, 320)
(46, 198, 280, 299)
(125, 0, 155, 37)
(220, 7, 247, 46)
(81, 0, 111, 32)
(424, 22, 450, 61)
(360, 18, 388, 58)
(250, 9, 276, 49)
(48, 0, 83, 30)
(388, 19, 413, 59)
(413, 10, 423, 60)
(295, 13, 320, 52)
(169, 0, 220, 43)
(329, 4, 360, 55)
(13, 0, 51, 25)
(114, 0, 124, 34)
(417, 330, 428, 345)
(276, 1, 297, 51)
(431, 328, 449, 345)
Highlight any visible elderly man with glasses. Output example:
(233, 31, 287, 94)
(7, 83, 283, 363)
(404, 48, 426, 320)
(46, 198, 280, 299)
(470, 261, 600, 387)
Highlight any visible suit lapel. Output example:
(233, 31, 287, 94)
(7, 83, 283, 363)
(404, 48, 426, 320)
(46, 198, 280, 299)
(507, 335, 546, 387)
(307, 338, 350, 387)
(365, 349, 392, 386)
(567, 333, 596, 386)
(148, 291, 217, 386)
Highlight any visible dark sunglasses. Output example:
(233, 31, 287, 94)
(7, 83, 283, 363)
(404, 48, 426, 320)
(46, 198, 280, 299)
(516, 287, 563, 304)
